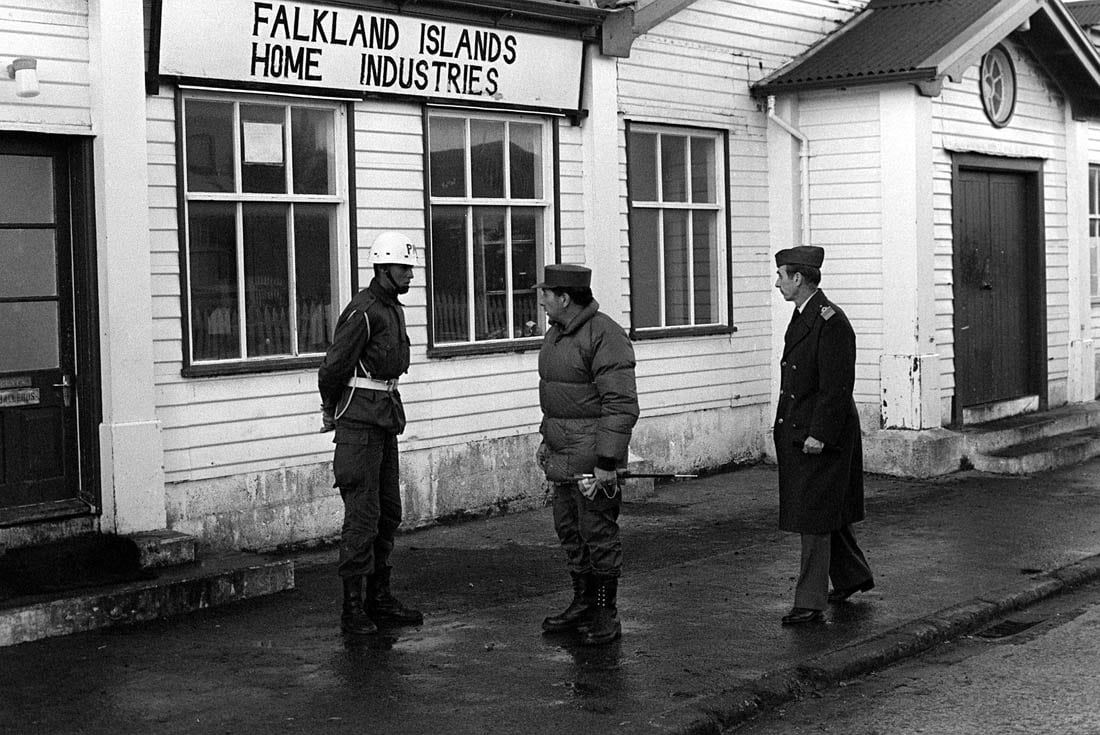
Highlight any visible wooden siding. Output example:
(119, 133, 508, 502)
(0, 0, 90, 132)
(1089, 123, 1100, 393)
(617, 0, 864, 418)
(932, 41, 1070, 403)
(796, 90, 884, 407)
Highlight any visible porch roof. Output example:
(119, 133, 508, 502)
(753, 0, 1100, 119)
(1067, 0, 1100, 26)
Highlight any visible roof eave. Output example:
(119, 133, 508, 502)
(752, 68, 940, 98)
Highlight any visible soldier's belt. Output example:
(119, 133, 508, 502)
(347, 375, 399, 392)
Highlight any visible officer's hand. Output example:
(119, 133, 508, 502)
(536, 443, 550, 469)
(320, 407, 336, 433)
(802, 436, 824, 455)
(593, 466, 619, 489)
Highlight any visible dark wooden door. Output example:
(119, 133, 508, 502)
(953, 168, 1033, 409)
(0, 139, 80, 511)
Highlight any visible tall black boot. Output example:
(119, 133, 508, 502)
(580, 576, 621, 646)
(367, 567, 424, 626)
(341, 576, 378, 635)
(541, 572, 593, 633)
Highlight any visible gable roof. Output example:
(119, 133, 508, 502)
(1067, 0, 1100, 26)
(752, 0, 1100, 119)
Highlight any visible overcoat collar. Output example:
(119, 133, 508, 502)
(783, 289, 828, 358)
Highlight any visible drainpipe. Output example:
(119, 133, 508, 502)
(767, 95, 810, 247)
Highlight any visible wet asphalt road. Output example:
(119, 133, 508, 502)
(2, 460, 1100, 735)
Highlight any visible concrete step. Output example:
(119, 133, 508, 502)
(0, 552, 294, 647)
(969, 426, 1100, 475)
(129, 529, 197, 569)
(961, 403, 1100, 456)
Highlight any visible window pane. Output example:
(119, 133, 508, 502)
(1090, 167, 1098, 214)
(691, 137, 716, 203)
(0, 229, 56, 297)
(472, 207, 507, 340)
(509, 123, 542, 200)
(430, 117, 466, 197)
(241, 105, 286, 194)
(629, 208, 660, 328)
(661, 135, 687, 203)
(188, 202, 239, 360)
(185, 101, 235, 193)
(663, 210, 690, 325)
(294, 205, 334, 354)
(471, 120, 505, 199)
(0, 302, 57, 371)
(292, 108, 334, 195)
(628, 132, 657, 202)
(431, 207, 469, 343)
(511, 209, 543, 337)
(693, 211, 718, 324)
(243, 203, 290, 356)
(0, 155, 53, 224)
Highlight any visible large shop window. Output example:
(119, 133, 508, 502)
(180, 94, 345, 372)
(627, 124, 729, 335)
(427, 110, 554, 351)
(1091, 165, 1100, 301)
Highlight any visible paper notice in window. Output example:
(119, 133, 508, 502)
(243, 122, 284, 165)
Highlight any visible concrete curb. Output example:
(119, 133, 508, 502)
(653, 553, 1100, 735)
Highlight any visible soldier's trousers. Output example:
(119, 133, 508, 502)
(551, 481, 622, 578)
(333, 429, 401, 580)
(793, 525, 873, 610)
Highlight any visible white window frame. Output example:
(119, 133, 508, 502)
(426, 107, 556, 350)
(1090, 164, 1100, 302)
(179, 91, 350, 371)
(627, 122, 729, 333)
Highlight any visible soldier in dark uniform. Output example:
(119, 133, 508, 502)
(318, 231, 423, 636)
(773, 245, 874, 625)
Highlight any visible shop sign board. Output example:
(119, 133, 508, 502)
(158, 0, 585, 111)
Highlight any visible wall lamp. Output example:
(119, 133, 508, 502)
(6, 57, 40, 98)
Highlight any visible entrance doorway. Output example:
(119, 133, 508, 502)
(0, 135, 98, 525)
(951, 155, 1045, 424)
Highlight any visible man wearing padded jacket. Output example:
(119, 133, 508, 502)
(318, 231, 423, 636)
(536, 264, 639, 646)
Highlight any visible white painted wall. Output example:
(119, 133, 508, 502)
(0, 0, 91, 132)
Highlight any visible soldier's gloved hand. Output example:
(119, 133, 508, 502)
(320, 406, 336, 433)
(536, 443, 550, 470)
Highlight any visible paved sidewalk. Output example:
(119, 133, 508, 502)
(3, 458, 1100, 735)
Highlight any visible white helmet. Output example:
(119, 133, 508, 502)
(368, 231, 420, 267)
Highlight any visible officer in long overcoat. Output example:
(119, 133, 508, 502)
(773, 245, 874, 625)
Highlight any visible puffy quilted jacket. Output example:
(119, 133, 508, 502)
(538, 300, 639, 483)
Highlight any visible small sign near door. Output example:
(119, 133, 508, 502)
(0, 387, 39, 407)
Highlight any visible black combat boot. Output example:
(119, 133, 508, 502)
(541, 572, 594, 633)
(580, 576, 621, 646)
(341, 576, 378, 635)
(367, 567, 424, 626)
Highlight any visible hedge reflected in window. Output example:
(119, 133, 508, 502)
(428, 112, 551, 346)
(627, 125, 727, 331)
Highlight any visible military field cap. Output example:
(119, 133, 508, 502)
(535, 263, 592, 289)
(775, 245, 824, 268)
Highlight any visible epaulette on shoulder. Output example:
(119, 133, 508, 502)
(820, 305, 836, 321)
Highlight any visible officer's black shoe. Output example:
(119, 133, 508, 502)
(341, 576, 378, 635)
(367, 568, 424, 626)
(781, 607, 824, 626)
(580, 577, 621, 646)
(542, 572, 594, 633)
(827, 579, 874, 603)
